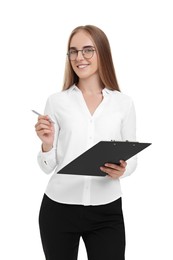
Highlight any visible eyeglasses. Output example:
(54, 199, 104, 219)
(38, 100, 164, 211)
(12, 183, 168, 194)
(67, 47, 95, 61)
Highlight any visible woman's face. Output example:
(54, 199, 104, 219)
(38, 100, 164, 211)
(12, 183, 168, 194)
(69, 30, 99, 81)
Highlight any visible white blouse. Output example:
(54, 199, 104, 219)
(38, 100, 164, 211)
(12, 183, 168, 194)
(37, 85, 137, 206)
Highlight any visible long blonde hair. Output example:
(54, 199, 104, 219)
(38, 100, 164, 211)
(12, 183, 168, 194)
(63, 25, 120, 92)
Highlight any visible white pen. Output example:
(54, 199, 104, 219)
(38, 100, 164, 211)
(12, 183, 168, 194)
(31, 110, 55, 124)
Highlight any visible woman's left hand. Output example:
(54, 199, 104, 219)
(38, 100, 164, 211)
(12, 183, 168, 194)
(100, 160, 127, 179)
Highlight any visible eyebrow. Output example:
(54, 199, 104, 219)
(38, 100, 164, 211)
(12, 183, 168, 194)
(69, 45, 95, 50)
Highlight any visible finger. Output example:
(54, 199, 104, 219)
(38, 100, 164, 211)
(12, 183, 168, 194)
(100, 166, 118, 175)
(38, 115, 49, 120)
(35, 119, 52, 129)
(38, 118, 52, 125)
(119, 160, 127, 168)
(36, 129, 53, 135)
(35, 123, 52, 131)
(39, 115, 55, 124)
(104, 163, 122, 171)
(100, 165, 126, 178)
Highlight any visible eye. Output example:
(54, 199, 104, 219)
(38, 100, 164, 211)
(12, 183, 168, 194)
(69, 49, 77, 55)
(83, 47, 94, 54)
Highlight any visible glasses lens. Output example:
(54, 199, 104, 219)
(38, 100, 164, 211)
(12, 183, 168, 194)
(83, 48, 94, 59)
(68, 50, 78, 61)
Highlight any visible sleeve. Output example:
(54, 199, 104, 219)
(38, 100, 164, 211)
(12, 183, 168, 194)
(120, 99, 137, 178)
(37, 95, 60, 174)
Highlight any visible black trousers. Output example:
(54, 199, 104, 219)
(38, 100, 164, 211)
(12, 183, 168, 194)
(39, 194, 125, 260)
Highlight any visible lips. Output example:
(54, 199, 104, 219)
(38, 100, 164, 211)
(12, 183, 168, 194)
(77, 64, 89, 69)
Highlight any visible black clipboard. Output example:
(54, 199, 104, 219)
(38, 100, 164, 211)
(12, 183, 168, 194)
(57, 141, 151, 177)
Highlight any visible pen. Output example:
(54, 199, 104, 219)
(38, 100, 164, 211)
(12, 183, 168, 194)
(31, 110, 55, 124)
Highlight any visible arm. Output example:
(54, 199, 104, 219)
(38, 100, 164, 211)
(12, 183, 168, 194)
(100, 99, 137, 178)
(35, 96, 59, 174)
(120, 100, 137, 178)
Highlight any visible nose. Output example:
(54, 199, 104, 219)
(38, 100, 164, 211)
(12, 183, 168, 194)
(76, 50, 84, 61)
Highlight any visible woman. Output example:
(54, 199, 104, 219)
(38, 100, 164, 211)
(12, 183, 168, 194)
(35, 25, 137, 260)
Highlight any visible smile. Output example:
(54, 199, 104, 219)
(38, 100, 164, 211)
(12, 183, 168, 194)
(77, 64, 89, 69)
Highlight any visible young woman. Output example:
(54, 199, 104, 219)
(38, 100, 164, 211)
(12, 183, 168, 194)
(35, 25, 137, 260)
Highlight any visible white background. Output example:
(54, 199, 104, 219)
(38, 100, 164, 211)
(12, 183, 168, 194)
(0, 0, 172, 259)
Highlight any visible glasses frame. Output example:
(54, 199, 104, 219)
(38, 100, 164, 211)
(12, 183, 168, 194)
(67, 46, 96, 61)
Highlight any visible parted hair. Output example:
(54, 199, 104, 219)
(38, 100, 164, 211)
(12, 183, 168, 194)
(62, 25, 120, 92)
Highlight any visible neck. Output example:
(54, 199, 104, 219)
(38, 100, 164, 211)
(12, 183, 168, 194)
(77, 77, 104, 95)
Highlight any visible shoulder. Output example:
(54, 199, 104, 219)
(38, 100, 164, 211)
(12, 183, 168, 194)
(46, 86, 74, 104)
(106, 89, 134, 105)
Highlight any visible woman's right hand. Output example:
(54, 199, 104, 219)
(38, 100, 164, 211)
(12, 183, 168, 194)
(35, 115, 55, 152)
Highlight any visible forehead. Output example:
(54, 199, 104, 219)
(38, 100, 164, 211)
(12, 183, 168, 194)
(70, 30, 95, 48)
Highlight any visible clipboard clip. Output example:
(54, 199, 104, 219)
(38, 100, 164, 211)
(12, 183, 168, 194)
(110, 140, 139, 146)
(110, 140, 138, 142)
